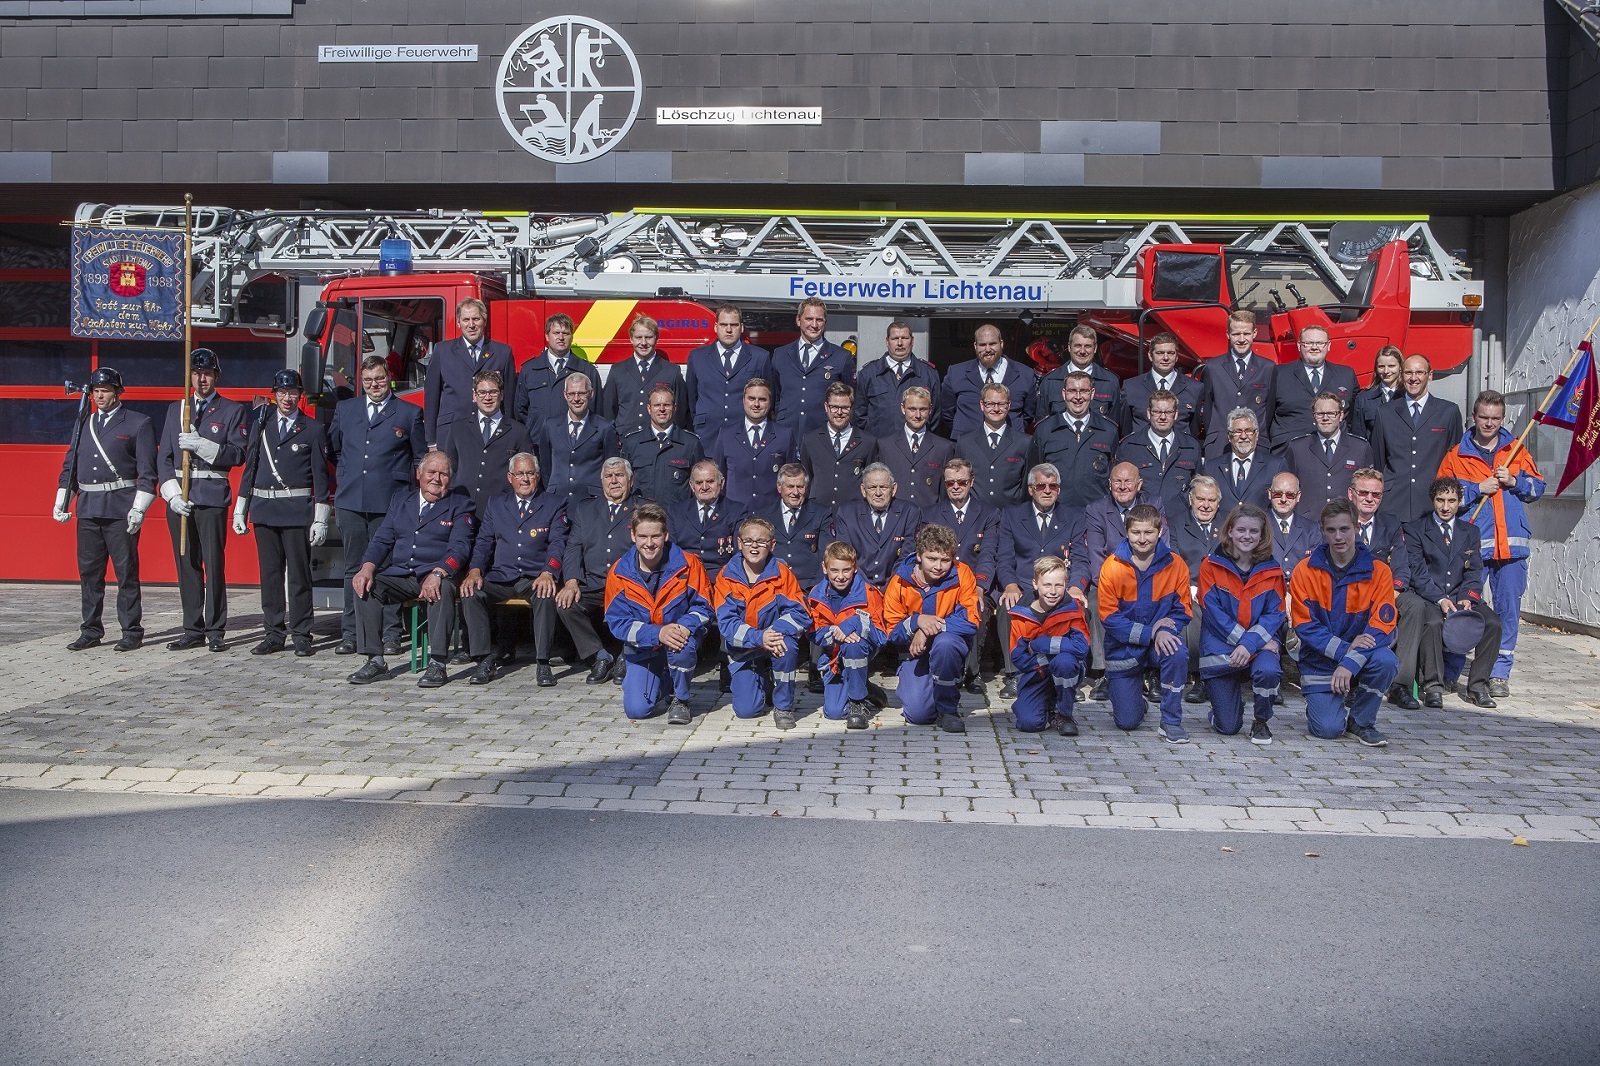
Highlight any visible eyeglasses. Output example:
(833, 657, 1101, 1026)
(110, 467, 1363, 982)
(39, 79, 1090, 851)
(741, 538, 773, 548)
(1032, 482, 1061, 491)
(1268, 490, 1301, 498)
(509, 471, 537, 479)
(1229, 429, 1259, 437)
(1352, 489, 1383, 498)
(944, 478, 972, 487)
(1300, 340, 1329, 348)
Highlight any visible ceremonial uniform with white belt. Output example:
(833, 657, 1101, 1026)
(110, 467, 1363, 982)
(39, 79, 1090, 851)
(236, 400, 331, 653)
(56, 369, 158, 650)
(157, 365, 248, 649)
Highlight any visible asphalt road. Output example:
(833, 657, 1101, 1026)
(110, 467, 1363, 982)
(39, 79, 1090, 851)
(3, 790, 1597, 1066)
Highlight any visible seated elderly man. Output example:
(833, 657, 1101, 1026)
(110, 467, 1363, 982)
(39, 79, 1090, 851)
(348, 449, 479, 688)
(459, 452, 569, 687)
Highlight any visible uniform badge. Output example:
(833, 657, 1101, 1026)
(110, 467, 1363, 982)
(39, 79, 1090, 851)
(394, 427, 406, 438)
(823, 371, 831, 380)
(209, 423, 221, 433)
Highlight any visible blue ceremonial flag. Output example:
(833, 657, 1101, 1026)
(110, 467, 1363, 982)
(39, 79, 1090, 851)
(1535, 340, 1594, 431)
(70, 226, 186, 342)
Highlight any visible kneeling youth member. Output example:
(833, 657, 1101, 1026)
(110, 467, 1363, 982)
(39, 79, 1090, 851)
(882, 524, 982, 733)
(1007, 555, 1091, 735)
(1197, 503, 1285, 744)
(807, 541, 887, 730)
(1098, 504, 1193, 742)
(714, 516, 813, 728)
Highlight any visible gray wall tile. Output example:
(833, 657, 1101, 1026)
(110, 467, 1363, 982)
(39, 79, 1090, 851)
(1040, 120, 1160, 155)
(964, 152, 1023, 185)
(271, 150, 328, 183)
(0, 151, 51, 182)
(1261, 155, 1383, 189)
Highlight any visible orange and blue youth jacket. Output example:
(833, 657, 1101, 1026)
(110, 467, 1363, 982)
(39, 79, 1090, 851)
(713, 555, 811, 649)
(882, 556, 981, 646)
(603, 542, 713, 649)
(1289, 543, 1397, 682)
(1196, 549, 1287, 678)
(1435, 426, 1544, 562)
(1097, 540, 1192, 669)
(807, 572, 887, 665)
(1007, 597, 1091, 675)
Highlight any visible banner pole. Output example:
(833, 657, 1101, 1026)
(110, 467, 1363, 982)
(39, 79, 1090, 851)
(179, 193, 194, 555)
(1467, 315, 1600, 520)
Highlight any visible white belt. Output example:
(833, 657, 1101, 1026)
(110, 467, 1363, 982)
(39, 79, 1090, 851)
(189, 469, 227, 480)
(253, 487, 312, 499)
(80, 479, 135, 492)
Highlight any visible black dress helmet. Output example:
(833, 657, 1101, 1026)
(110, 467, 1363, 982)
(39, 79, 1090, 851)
(273, 368, 305, 392)
(189, 348, 221, 374)
(88, 366, 124, 391)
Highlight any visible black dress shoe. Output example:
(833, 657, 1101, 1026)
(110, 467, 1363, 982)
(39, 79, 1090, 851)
(845, 703, 870, 730)
(1387, 685, 1421, 710)
(382, 640, 403, 657)
(666, 699, 693, 725)
(468, 657, 497, 685)
(937, 712, 967, 734)
(208, 638, 226, 652)
(167, 634, 204, 651)
(1183, 680, 1208, 704)
(585, 655, 614, 684)
(998, 675, 1018, 699)
(1051, 712, 1079, 737)
(67, 635, 101, 651)
(1422, 691, 1444, 709)
(293, 643, 315, 657)
(448, 650, 475, 666)
(536, 662, 557, 687)
(334, 640, 358, 656)
(251, 639, 284, 656)
(347, 660, 385, 685)
(964, 673, 987, 696)
(113, 636, 142, 652)
(611, 656, 626, 685)
(1462, 686, 1498, 709)
(1088, 676, 1110, 702)
(417, 662, 449, 688)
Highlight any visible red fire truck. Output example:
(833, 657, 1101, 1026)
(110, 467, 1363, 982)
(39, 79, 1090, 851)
(5, 206, 1482, 582)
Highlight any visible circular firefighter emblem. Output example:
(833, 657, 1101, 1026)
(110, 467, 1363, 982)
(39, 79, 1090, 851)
(496, 16, 642, 163)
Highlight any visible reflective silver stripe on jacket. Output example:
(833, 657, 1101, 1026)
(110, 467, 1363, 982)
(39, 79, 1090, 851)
(79, 479, 135, 492)
(188, 469, 227, 480)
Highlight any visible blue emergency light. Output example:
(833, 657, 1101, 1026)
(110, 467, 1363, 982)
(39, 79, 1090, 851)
(378, 238, 414, 275)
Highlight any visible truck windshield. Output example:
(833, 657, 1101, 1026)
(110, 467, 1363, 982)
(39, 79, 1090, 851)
(1225, 251, 1345, 314)
(361, 298, 443, 391)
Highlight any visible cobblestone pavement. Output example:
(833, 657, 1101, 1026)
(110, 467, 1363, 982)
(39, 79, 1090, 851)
(3, 583, 1598, 841)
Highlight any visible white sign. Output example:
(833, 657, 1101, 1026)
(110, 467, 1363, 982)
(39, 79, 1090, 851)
(317, 44, 479, 63)
(496, 17, 643, 164)
(656, 106, 822, 126)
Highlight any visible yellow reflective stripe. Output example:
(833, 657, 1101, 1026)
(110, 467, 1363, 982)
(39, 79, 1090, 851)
(571, 299, 638, 363)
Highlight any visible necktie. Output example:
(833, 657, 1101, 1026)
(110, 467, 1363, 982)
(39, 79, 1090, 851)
(989, 430, 1000, 450)
(1308, 366, 1321, 392)
(638, 357, 652, 379)
(873, 511, 885, 534)
(421, 500, 433, 519)
(750, 425, 763, 449)
(984, 368, 996, 386)
(910, 432, 922, 454)
(1280, 518, 1291, 535)
(1411, 401, 1422, 426)
(802, 344, 815, 370)
(1235, 458, 1246, 487)
(657, 431, 669, 447)
(368, 402, 380, 426)
(481, 417, 493, 445)
(785, 508, 796, 534)
(722, 348, 734, 377)
(1202, 523, 1213, 538)
(1360, 522, 1372, 546)
(1037, 511, 1048, 532)
(1071, 419, 1084, 437)
(1158, 437, 1170, 465)
(1156, 375, 1169, 392)
(894, 361, 907, 382)
(519, 498, 530, 521)
(955, 508, 965, 525)
(1441, 521, 1451, 546)
(609, 502, 621, 522)
(1324, 437, 1335, 462)
(470, 343, 482, 363)
(701, 504, 711, 525)
(279, 417, 292, 439)
(570, 421, 581, 442)
(1236, 357, 1248, 380)
(833, 431, 845, 457)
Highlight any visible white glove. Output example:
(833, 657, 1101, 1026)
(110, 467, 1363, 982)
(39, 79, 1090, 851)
(309, 503, 331, 547)
(127, 490, 155, 534)
(160, 479, 193, 516)
(232, 497, 249, 536)
(179, 431, 221, 463)
(53, 489, 71, 523)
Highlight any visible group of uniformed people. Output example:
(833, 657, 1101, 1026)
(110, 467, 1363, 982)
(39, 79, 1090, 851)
(54, 297, 1542, 743)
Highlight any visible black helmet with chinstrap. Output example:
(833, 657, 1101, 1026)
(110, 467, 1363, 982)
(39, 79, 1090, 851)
(189, 348, 221, 373)
(273, 369, 304, 391)
(88, 367, 124, 391)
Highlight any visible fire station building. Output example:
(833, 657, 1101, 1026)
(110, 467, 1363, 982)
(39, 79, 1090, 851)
(3, 1, 1600, 628)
